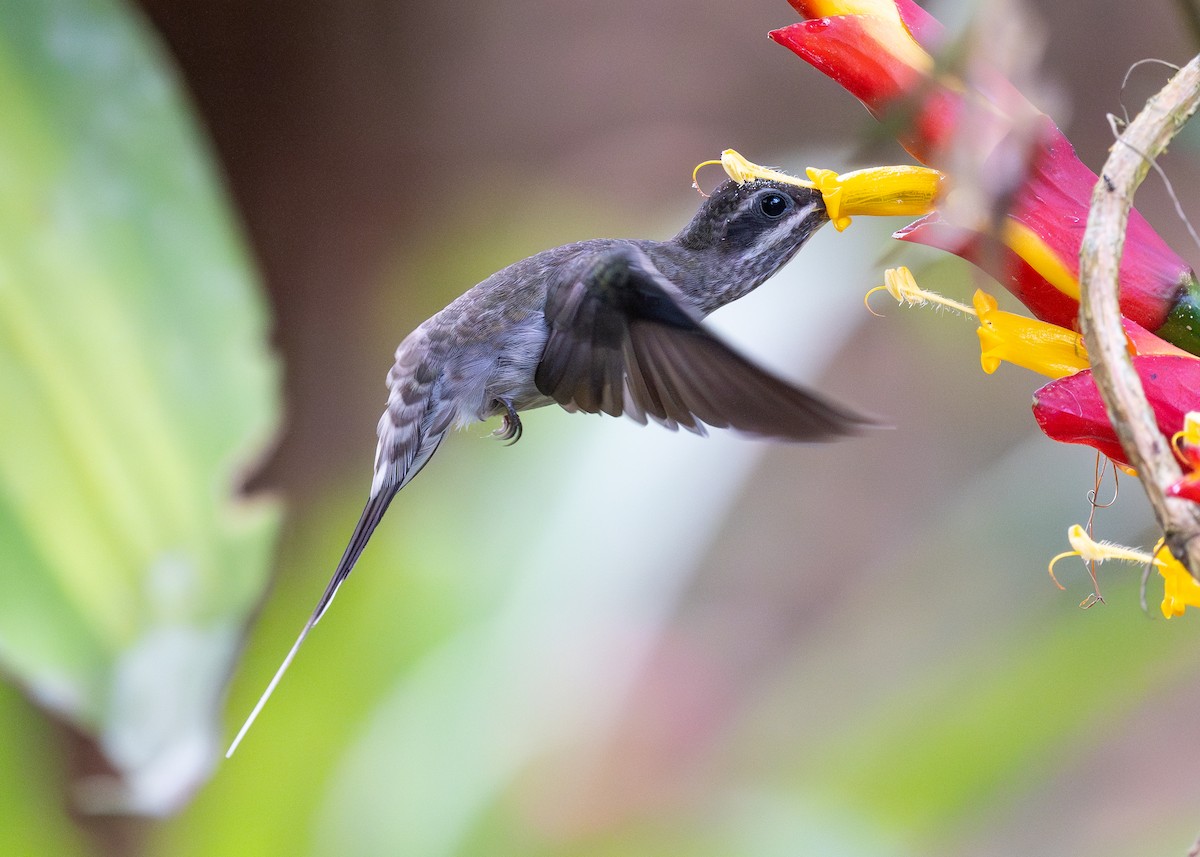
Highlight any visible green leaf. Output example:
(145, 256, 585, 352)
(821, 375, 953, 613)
(0, 0, 280, 813)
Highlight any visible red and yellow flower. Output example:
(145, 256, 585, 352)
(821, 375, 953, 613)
(1166, 412, 1200, 502)
(771, 0, 1200, 356)
(1048, 524, 1200, 618)
(1032, 357, 1200, 470)
(771, 0, 1200, 469)
(766, 0, 1200, 604)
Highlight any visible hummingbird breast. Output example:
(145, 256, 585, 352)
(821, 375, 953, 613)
(404, 275, 561, 432)
(471, 314, 555, 420)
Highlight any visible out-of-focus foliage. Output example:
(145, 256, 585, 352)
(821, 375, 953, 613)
(0, 0, 280, 814)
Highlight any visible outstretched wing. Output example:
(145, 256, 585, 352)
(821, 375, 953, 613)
(534, 245, 870, 440)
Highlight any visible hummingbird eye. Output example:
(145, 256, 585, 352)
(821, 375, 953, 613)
(757, 191, 790, 219)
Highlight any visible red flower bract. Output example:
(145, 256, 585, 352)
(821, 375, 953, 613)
(1169, 475, 1200, 503)
(896, 118, 1199, 337)
(894, 215, 1083, 331)
(769, 17, 958, 163)
(773, 0, 1200, 358)
(1033, 356, 1200, 467)
(785, 0, 943, 46)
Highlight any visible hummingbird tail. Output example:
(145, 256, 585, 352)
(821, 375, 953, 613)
(225, 427, 448, 758)
(224, 487, 398, 758)
(314, 488, 398, 623)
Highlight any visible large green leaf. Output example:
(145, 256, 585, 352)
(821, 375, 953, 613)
(0, 0, 280, 813)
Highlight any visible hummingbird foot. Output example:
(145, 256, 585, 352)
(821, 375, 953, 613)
(492, 398, 523, 445)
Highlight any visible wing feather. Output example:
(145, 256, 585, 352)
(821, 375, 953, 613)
(535, 245, 872, 441)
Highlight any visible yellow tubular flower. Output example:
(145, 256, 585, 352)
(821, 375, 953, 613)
(973, 290, 1090, 379)
(1048, 526, 1198, 617)
(807, 165, 945, 232)
(706, 151, 945, 232)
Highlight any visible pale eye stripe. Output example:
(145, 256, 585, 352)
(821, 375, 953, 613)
(747, 200, 821, 258)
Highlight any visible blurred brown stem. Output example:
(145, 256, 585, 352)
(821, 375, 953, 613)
(1078, 53, 1200, 579)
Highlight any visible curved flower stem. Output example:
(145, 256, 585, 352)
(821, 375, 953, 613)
(1078, 53, 1200, 579)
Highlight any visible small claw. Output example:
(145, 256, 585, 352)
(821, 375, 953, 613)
(492, 399, 523, 445)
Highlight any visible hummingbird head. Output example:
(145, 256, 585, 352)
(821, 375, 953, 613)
(671, 178, 827, 312)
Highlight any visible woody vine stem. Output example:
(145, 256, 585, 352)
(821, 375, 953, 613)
(1079, 53, 1200, 579)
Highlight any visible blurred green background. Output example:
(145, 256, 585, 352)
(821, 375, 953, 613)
(2, 0, 1200, 855)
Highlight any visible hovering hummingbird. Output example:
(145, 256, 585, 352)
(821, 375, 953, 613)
(227, 175, 873, 755)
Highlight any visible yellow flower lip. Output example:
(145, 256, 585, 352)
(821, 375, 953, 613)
(1158, 541, 1200, 618)
(702, 150, 945, 232)
(1171, 410, 1200, 471)
(973, 290, 1090, 379)
(806, 165, 945, 231)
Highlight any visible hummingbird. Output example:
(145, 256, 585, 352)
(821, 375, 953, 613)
(226, 176, 872, 755)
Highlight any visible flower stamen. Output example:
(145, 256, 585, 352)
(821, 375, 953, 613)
(691, 159, 724, 197)
(1169, 411, 1200, 464)
(718, 150, 814, 188)
(864, 266, 975, 316)
(1048, 524, 1162, 593)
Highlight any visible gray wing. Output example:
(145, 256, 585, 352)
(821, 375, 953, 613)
(534, 245, 871, 440)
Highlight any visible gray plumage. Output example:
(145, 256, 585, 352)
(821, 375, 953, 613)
(226, 177, 871, 756)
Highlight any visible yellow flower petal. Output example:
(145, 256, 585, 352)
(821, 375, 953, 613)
(1157, 543, 1200, 618)
(973, 289, 1090, 378)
